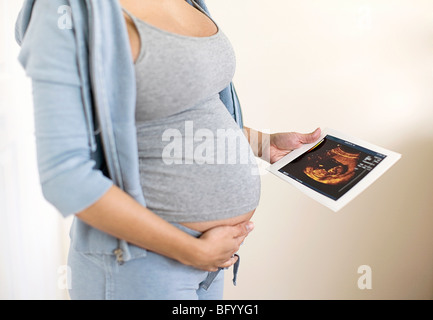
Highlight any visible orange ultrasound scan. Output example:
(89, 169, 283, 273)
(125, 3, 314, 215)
(303, 146, 360, 185)
(277, 135, 386, 201)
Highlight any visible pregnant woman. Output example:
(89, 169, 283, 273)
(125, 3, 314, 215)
(16, 0, 320, 299)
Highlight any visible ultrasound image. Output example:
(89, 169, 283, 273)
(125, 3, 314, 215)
(278, 135, 386, 200)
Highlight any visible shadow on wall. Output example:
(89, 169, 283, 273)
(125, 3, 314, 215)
(349, 135, 433, 299)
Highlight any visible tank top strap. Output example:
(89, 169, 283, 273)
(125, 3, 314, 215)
(190, 0, 208, 16)
(121, 7, 139, 24)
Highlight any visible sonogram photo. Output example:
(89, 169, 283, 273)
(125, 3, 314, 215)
(278, 135, 387, 200)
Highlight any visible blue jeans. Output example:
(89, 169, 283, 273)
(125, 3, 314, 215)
(67, 224, 227, 300)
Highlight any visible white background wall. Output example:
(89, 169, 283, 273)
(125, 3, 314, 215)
(1, 0, 432, 299)
(207, 0, 433, 299)
(0, 0, 70, 300)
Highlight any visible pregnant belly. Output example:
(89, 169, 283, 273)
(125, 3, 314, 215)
(138, 155, 261, 225)
(181, 209, 256, 233)
(137, 95, 261, 227)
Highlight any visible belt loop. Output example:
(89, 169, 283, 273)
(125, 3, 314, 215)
(200, 254, 241, 291)
(200, 270, 221, 291)
(232, 254, 240, 286)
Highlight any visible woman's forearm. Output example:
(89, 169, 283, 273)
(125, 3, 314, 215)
(76, 185, 202, 267)
(75, 185, 251, 271)
(243, 126, 271, 162)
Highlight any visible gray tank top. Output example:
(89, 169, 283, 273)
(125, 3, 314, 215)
(125, 0, 261, 222)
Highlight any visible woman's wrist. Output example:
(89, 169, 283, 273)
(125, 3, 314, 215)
(175, 236, 204, 267)
(175, 237, 217, 271)
(243, 126, 272, 162)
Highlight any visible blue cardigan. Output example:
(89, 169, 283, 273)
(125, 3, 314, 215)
(16, 0, 244, 259)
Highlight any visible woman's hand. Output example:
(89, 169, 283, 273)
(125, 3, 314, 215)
(268, 128, 321, 164)
(189, 221, 254, 272)
(244, 127, 321, 164)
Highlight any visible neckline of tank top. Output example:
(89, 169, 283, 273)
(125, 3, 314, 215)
(122, 0, 221, 41)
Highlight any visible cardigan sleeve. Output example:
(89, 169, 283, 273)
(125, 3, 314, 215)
(17, 0, 113, 217)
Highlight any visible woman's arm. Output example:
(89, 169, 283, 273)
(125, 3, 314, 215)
(76, 184, 253, 271)
(243, 127, 271, 161)
(244, 126, 321, 164)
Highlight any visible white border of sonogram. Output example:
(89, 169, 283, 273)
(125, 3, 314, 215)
(266, 128, 402, 212)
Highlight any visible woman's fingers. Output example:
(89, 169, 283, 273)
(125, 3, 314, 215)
(297, 127, 321, 144)
(196, 221, 254, 271)
(233, 221, 255, 239)
(218, 255, 239, 269)
(232, 221, 254, 247)
(215, 221, 254, 269)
